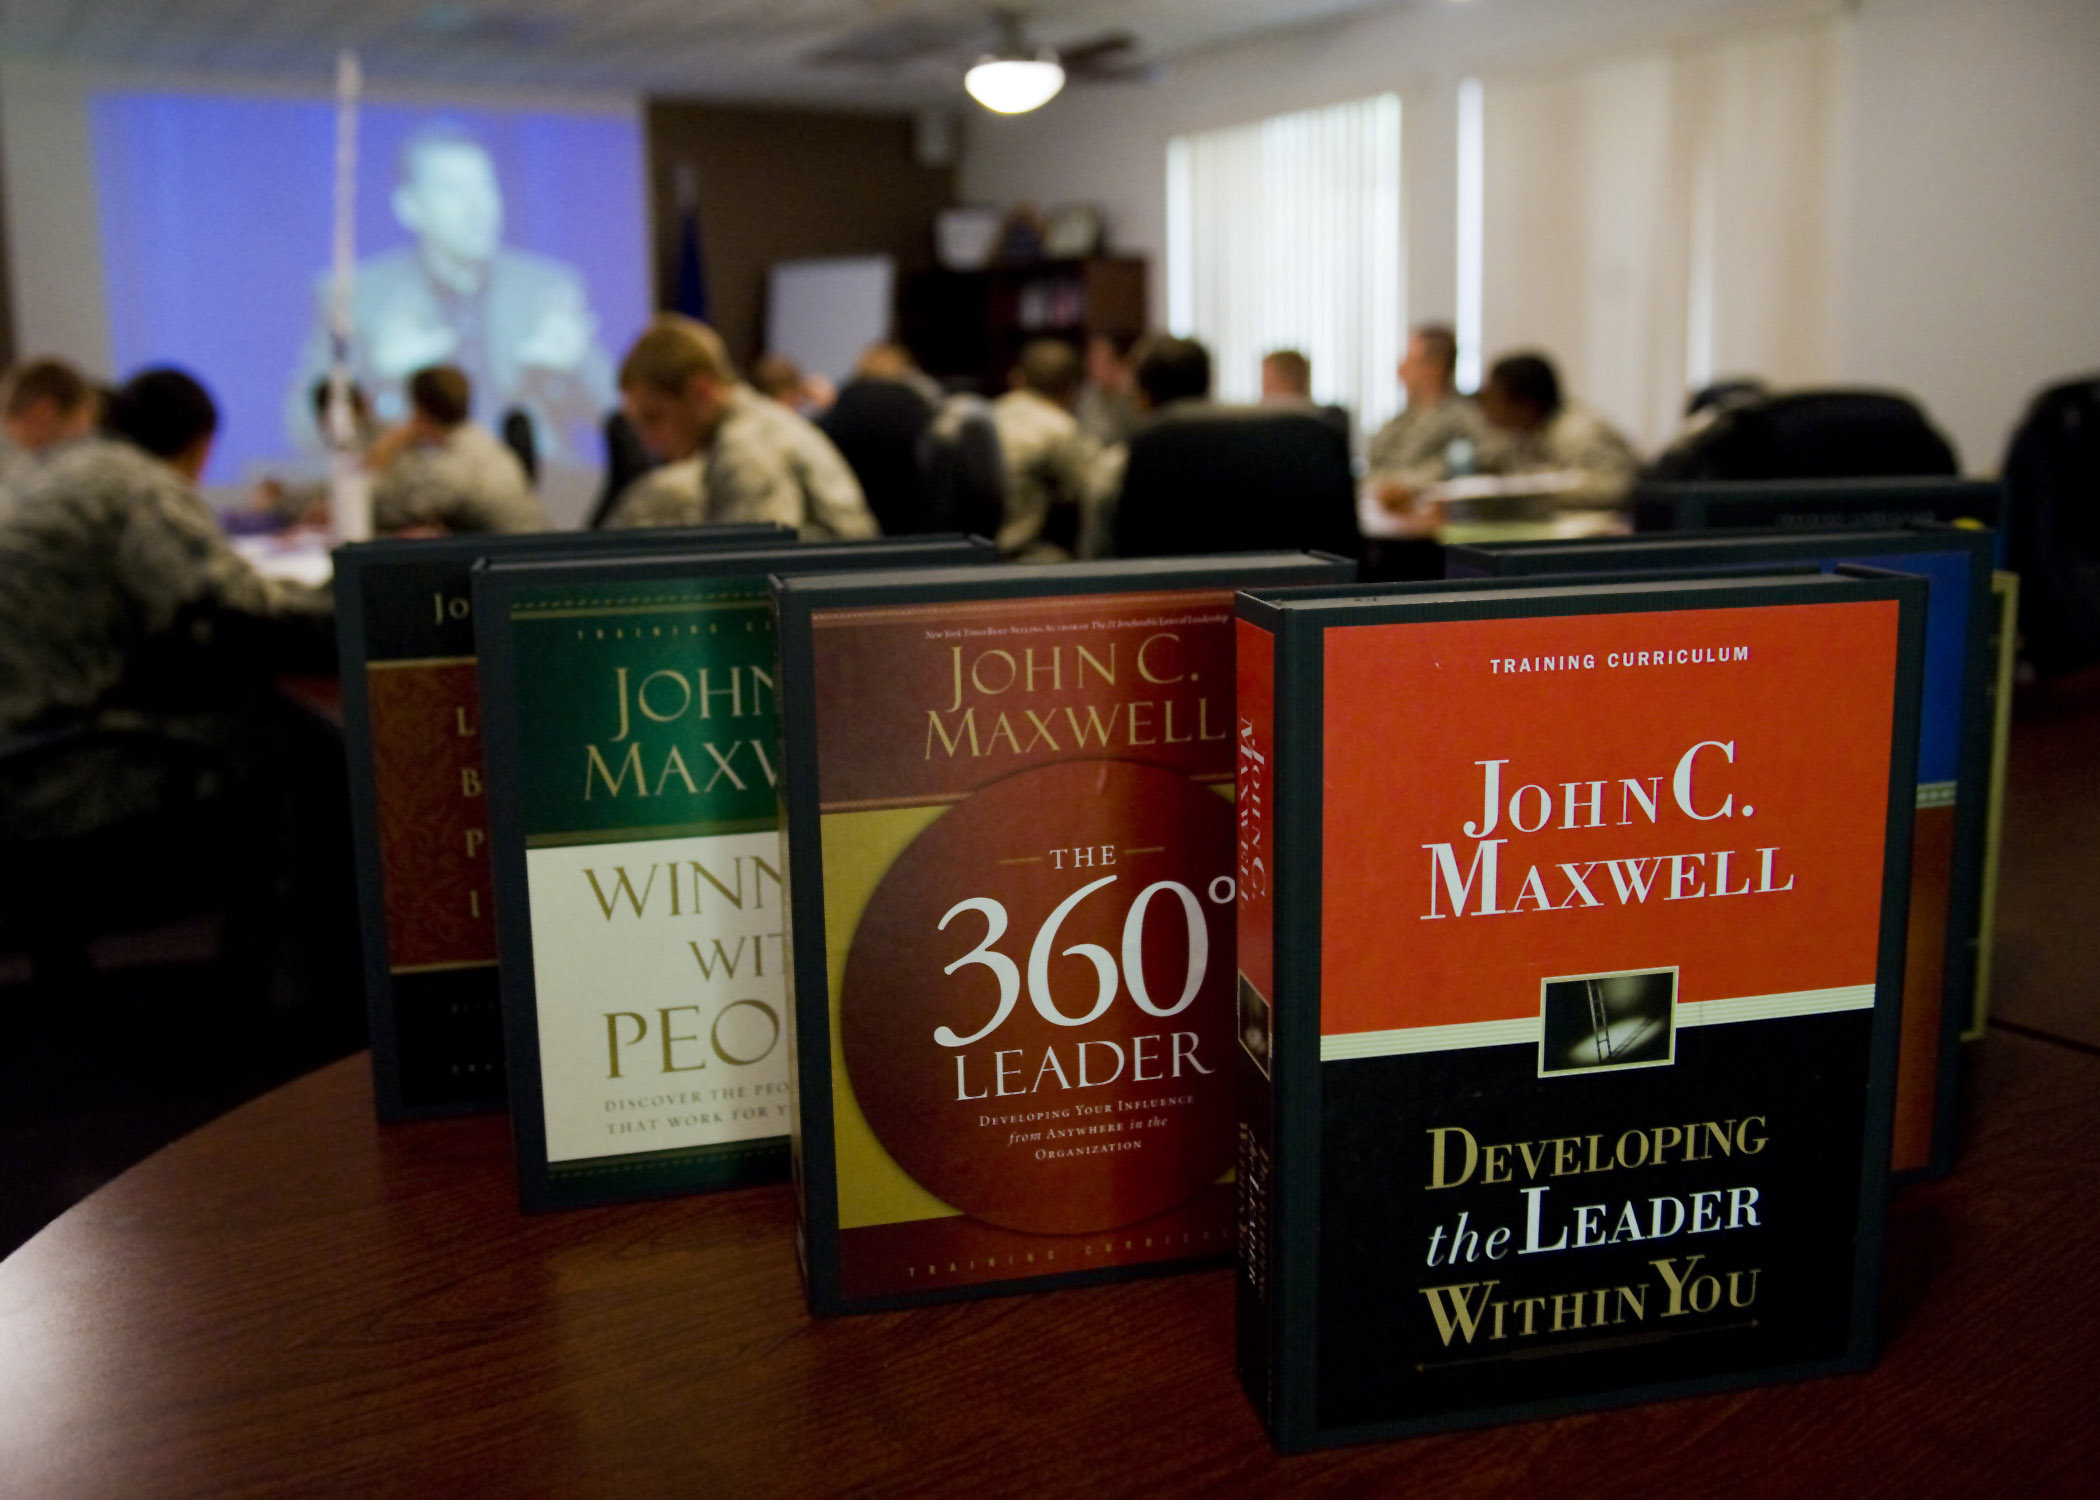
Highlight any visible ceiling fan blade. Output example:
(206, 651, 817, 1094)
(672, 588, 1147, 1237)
(1057, 31, 1139, 73)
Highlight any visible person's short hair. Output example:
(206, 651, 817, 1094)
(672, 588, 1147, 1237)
(106, 368, 218, 460)
(1485, 352, 1563, 420)
(620, 314, 739, 396)
(750, 353, 805, 402)
(1262, 349, 1312, 396)
(408, 365, 472, 427)
(1134, 336, 1213, 408)
(1015, 339, 1084, 402)
(1412, 324, 1458, 381)
(397, 120, 492, 188)
(853, 342, 920, 380)
(1090, 331, 1140, 364)
(5, 358, 95, 421)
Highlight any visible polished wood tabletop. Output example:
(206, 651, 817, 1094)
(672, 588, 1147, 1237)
(0, 1025, 2094, 1499)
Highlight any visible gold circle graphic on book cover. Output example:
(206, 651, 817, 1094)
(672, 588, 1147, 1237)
(839, 759, 1237, 1235)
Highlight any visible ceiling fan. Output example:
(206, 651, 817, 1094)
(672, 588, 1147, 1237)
(803, 9, 1159, 115)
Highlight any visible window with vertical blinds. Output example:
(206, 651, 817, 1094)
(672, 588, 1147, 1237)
(1166, 93, 1403, 436)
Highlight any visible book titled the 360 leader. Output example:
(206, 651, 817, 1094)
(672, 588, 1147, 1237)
(1234, 571, 1924, 1448)
(775, 552, 1352, 1313)
(474, 537, 987, 1212)
(334, 524, 786, 1121)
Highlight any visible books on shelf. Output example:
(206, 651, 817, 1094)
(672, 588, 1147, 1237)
(773, 552, 1353, 1313)
(1234, 570, 1925, 1448)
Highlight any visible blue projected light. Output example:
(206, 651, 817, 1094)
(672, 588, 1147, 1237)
(90, 93, 649, 485)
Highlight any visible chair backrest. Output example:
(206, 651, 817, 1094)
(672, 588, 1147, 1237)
(2004, 372, 2100, 672)
(587, 410, 659, 529)
(916, 396, 1007, 541)
(820, 378, 939, 536)
(1114, 404, 1358, 559)
(1650, 388, 1959, 482)
(499, 407, 539, 487)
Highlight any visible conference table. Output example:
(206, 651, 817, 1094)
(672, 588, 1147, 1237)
(4, 678, 2098, 1498)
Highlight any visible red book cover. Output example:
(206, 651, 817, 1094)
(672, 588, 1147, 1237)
(779, 555, 1349, 1312)
(1236, 574, 1923, 1449)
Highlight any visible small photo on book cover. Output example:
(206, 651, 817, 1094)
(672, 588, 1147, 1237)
(1539, 967, 1676, 1077)
(1238, 973, 1274, 1080)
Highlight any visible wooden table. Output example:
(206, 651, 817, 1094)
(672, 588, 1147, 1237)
(6, 670, 2097, 1498)
(0, 1026, 2095, 1499)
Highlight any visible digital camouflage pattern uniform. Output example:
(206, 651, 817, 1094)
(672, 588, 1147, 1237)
(605, 387, 878, 540)
(371, 421, 545, 535)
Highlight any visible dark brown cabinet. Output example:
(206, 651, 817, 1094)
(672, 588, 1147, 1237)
(899, 256, 1147, 393)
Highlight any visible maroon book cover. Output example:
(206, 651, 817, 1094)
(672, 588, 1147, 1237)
(779, 556, 1350, 1312)
(367, 660, 496, 969)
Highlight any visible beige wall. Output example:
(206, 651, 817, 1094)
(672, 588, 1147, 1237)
(1835, 0, 2100, 471)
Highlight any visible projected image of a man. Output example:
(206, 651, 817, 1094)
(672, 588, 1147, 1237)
(289, 122, 615, 463)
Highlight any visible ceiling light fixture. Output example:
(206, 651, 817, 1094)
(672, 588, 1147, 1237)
(965, 13, 1066, 114)
(965, 51, 1065, 114)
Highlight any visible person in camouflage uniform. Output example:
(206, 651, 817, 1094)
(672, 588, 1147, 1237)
(1363, 325, 1489, 501)
(605, 314, 877, 540)
(604, 454, 705, 529)
(368, 364, 544, 535)
(989, 339, 1107, 562)
(0, 358, 100, 522)
(0, 369, 331, 839)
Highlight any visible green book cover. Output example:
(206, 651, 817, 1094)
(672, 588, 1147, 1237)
(476, 538, 989, 1210)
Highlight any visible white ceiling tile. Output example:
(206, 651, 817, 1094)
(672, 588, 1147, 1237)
(0, 1, 1420, 105)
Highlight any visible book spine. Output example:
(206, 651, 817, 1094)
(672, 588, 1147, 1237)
(1233, 615, 1281, 1432)
(1923, 538, 1997, 1175)
(1967, 570, 2019, 1040)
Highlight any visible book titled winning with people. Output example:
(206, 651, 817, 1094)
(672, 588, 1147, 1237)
(774, 552, 1351, 1314)
(474, 537, 987, 1212)
(1234, 571, 1924, 1449)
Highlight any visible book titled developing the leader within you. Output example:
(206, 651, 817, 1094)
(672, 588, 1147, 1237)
(474, 536, 988, 1212)
(1449, 524, 1994, 1179)
(1234, 571, 1925, 1449)
(774, 552, 1352, 1314)
(335, 524, 787, 1122)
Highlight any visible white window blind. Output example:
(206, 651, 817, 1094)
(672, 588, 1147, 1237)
(1166, 93, 1403, 435)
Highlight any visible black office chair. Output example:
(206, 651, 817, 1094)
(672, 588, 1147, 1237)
(1648, 388, 1959, 482)
(0, 722, 267, 996)
(2004, 372, 2100, 674)
(917, 396, 1007, 541)
(499, 407, 539, 488)
(1113, 405, 1358, 559)
(821, 378, 939, 536)
(587, 410, 660, 529)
